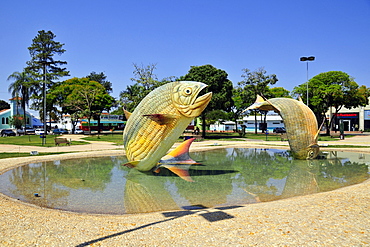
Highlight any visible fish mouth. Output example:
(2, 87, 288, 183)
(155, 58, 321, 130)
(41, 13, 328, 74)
(180, 91, 213, 118)
(191, 92, 212, 110)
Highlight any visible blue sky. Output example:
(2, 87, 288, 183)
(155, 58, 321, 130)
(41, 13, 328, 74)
(1, 0, 369, 114)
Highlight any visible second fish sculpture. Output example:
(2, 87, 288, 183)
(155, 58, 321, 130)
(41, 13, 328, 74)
(123, 81, 212, 181)
(246, 95, 320, 159)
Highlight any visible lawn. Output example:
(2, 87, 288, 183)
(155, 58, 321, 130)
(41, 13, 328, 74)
(0, 135, 88, 147)
(0, 152, 70, 159)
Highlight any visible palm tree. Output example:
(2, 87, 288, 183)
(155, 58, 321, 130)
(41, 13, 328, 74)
(7, 70, 35, 128)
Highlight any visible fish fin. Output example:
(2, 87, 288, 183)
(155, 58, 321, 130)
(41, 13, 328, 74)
(244, 95, 275, 112)
(143, 114, 178, 125)
(255, 94, 266, 103)
(122, 161, 140, 168)
(165, 137, 196, 159)
(161, 164, 194, 182)
(124, 109, 132, 119)
(314, 118, 326, 141)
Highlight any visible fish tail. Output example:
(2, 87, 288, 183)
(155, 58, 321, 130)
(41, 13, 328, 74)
(243, 95, 266, 113)
(161, 165, 194, 182)
(166, 137, 196, 158)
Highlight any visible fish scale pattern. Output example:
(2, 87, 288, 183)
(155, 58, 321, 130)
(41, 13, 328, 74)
(122, 81, 211, 171)
(124, 83, 183, 162)
(269, 98, 318, 152)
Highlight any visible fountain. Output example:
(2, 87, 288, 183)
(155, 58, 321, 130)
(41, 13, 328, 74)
(0, 148, 368, 214)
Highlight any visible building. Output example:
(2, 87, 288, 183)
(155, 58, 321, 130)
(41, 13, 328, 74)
(0, 98, 36, 129)
(210, 113, 285, 132)
(327, 103, 370, 132)
(240, 113, 285, 132)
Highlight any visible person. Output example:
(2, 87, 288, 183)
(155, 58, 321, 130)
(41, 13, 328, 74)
(194, 126, 200, 135)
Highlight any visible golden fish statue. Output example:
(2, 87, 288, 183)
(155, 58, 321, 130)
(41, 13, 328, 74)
(123, 81, 212, 179)
(246, 95, 320, 159)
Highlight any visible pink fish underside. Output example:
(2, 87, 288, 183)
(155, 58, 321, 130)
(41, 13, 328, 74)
(124, 137, 199, 182)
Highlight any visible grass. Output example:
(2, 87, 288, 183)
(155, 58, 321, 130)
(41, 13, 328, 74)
(0, 135, 88, 147)
(0, 152, 70, 159)
(83, 133, 124, 145)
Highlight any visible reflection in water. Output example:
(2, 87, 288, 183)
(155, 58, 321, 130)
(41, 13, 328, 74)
(0, 149, 369, 214)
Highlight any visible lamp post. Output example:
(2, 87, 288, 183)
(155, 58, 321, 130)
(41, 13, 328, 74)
(300, 56, 315, 105)
(36, 60, 53, 145)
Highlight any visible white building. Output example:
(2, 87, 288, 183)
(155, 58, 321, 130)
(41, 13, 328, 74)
(210, 113, 285, 132)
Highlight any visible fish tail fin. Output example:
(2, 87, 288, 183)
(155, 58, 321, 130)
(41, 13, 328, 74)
(314, 118, 326, 142)
(161, 165, 194, 182)
(123, 107, 132, 120)
(297, 96, 304, 103)
(243, 95, 266, 113)
(255, 94, 266, 103)
(166, 137, 196, 159)
(122, 161, 140, 168)
(156, 138, 198, 182)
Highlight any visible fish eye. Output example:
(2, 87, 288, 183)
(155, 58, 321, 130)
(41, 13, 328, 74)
(184, 87, 192, 95)
(308, 150, 315, 158)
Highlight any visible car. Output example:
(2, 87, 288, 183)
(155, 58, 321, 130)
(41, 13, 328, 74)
(52, 128, 69, 135)
(25, 127, 35, 135)
(273, 127, 286, 133)
(74, 129, 84, 134)
(1, 129, 16, 137)
(35, 128, 45, 135)
(16, 129, 25, 135)
(16, 127, 35, 135)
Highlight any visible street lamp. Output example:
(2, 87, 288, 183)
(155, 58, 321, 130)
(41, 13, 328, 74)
(300, 56, 315, 105)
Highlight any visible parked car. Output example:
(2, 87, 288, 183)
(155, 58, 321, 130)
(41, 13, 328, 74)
(16, 129, 25, 135)
(35, 128, 45, 135)
(74, 129, 84, 134)
(273, 127, 286, 133)
(16, 127, 35, 135)
(52, 128, 69, 135)
(1, 129, 16, 137)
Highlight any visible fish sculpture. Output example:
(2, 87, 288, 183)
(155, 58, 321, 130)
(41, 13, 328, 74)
(245, 95, 320, 159)
(123, 81, 212, 179)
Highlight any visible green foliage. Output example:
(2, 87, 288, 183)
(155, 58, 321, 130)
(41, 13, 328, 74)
(9, 115, 23, 129)
(237, 67, 278, 134)
(269, 87, 291, 98)
(206, 110, 230, 125)
(86, 71, 113, 93)
(293, 71, 370, 132)
(119, 63, 167, 112)
(26, 30, 69, 83)
(25, 30, 69, 118)
(7, 70, 36, 126)
(180, 65, 234, 137)
(238, 67, 278, 99)
(180, 64, 234, 112)
(49, 77, 115, 134)
(0, 100, 10, 111)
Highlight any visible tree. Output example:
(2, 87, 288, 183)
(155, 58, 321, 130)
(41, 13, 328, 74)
(238, 67, 278, 134)
(9, 115, 23, 129)
(229, 87, 255, 134)
(293, 71, 370, 134)
(119, 63, 168, 113)
(179, 64, 234, 138)
(26, 30, 69, 136)
(86, 71, 113, 93)
(0, 100, 10, 111)
(51, 77, 114, 135)
(270, 87, 290, 98)
(7, 70, 36, 127)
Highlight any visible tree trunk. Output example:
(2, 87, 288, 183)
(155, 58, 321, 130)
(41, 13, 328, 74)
(201, 113, 207, 138)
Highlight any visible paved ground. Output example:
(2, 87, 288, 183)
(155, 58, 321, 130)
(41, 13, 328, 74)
(0, 134, 369, 246)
